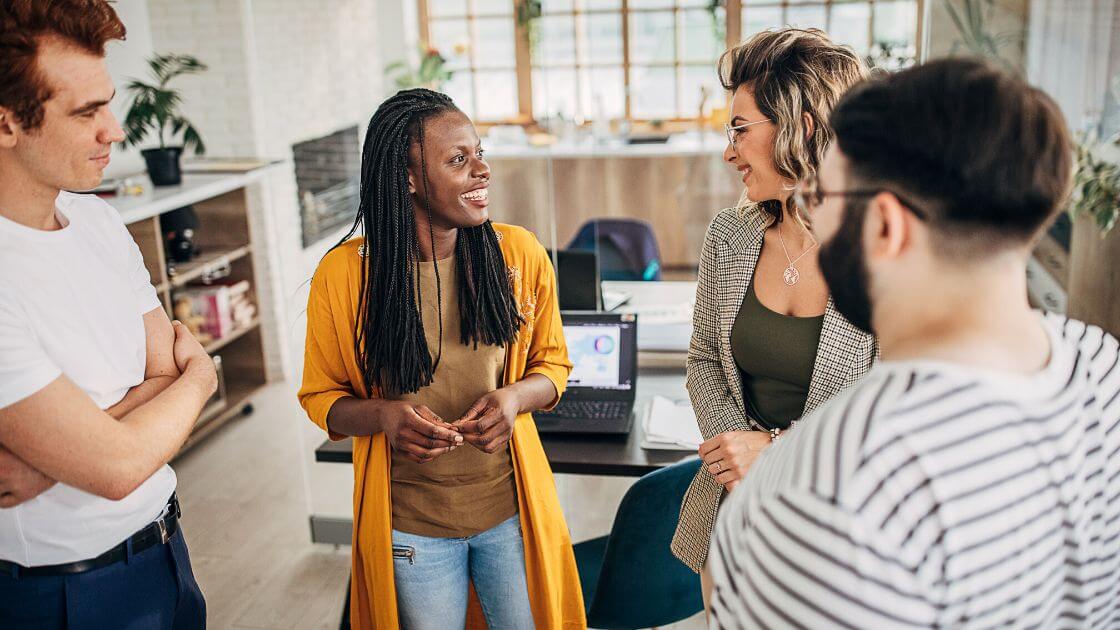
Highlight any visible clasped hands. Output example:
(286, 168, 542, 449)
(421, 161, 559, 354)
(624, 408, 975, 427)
(383, 388, 520, 464)
(699, 430, 772, 493)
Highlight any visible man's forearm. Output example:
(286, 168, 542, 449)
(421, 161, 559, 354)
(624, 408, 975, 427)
(106, 375, 177, 419)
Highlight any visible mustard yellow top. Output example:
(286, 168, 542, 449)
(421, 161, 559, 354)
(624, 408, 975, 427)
(299, 223, 585, 630)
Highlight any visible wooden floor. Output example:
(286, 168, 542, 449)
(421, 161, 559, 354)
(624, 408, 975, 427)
(173, 383, 350, 630)
(172, 382, 704, 629)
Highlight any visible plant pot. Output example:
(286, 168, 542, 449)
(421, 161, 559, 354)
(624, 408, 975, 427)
(141, 147, 184, 186)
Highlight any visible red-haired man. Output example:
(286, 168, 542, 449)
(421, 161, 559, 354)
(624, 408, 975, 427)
(0, 2, 215, 627)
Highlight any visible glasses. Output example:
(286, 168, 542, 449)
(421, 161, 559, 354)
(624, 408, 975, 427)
(794, 177, 928, 221)
(724, 119, 769, 146)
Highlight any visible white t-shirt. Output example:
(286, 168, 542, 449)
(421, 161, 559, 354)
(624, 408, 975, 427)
(0, 191, 177, 566)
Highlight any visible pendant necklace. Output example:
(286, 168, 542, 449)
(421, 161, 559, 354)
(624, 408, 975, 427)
(777, 222, 818, 286)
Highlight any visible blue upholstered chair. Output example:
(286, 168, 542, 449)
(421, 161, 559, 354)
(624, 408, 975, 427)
(573, 458, 704, 629)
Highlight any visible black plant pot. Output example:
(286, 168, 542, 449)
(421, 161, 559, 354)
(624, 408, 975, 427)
(141, 147, 184, 186)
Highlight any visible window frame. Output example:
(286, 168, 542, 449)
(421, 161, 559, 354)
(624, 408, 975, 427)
(417, 0, 925, 125)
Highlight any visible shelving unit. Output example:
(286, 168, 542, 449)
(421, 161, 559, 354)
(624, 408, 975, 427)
(111, 169, 276, 454)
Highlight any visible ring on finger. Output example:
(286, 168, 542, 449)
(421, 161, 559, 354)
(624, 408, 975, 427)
(714, 460, 722, 473)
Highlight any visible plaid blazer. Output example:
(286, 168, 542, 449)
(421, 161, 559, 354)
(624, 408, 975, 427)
(670, 207, 877, 572)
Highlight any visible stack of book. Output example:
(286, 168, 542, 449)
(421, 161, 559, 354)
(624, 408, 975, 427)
(176, 280, 256, 344)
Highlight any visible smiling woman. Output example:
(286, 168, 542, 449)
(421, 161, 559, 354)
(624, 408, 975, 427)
(669, 29, 878, 608)
(298, 89, 583, 629)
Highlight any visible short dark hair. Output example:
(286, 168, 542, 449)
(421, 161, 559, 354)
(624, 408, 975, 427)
(0, 0, 127, 130)
(830, 57, 1073, 254)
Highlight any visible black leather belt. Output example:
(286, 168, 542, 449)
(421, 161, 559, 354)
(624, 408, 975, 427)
(0, 493, 181, 578)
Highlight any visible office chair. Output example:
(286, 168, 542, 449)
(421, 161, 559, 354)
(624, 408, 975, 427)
(567, 219, 663, 282)
(573, 458, 704, 629)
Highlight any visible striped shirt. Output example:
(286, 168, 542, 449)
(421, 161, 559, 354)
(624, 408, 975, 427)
(709, 313, 1120, 629)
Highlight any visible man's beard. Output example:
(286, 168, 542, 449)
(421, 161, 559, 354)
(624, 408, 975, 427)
(818, 200, 875, 335)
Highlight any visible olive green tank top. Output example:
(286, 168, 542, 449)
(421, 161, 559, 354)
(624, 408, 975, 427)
(730, 273, 824, 430)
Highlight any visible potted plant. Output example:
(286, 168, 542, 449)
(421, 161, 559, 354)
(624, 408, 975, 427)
(384, 44, 462, 91)
(1069, 130, 1120, 236)
(122, 53, 208, 186)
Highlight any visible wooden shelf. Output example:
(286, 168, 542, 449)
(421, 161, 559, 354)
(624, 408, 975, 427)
(204, 318, 260, 355)
(183, 381, 263, 452)
(168, 245, 252, 288)
(109, 172, 273, 456)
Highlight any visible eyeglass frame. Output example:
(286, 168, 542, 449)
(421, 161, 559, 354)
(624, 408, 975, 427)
(724, 119, 770, 146)
(793, 176, 929, 221)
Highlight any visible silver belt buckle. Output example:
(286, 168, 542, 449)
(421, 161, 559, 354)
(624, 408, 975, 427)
(157, 517, 171, 544)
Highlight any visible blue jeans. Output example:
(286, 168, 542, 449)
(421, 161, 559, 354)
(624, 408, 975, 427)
(392, 515, 534, 629)
(0, 527, 205, 629)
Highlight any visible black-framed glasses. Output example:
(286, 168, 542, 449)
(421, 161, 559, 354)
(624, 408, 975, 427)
(724, 119, 769, 146)
(794, 177, 928, 221)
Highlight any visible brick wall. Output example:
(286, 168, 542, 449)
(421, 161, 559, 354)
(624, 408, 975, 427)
(147, 0, 384, 385)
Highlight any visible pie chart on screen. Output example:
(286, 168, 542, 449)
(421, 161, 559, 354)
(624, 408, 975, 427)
(593, 336, 615, 354)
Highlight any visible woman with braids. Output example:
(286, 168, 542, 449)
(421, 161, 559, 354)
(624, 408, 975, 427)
(299, 89, 583, 630)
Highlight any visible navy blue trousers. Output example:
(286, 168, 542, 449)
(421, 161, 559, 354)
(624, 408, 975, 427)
(0, 528, 205, 629)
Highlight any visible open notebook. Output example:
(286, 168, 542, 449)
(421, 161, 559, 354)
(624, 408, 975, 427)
(640, 395, 703, 451)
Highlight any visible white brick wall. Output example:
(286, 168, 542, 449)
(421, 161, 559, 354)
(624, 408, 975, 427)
(147, 0, 385, 387)
(144, 0, 395, 519)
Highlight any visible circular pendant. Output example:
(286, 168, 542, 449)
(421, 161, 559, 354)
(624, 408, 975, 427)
(783, 265, 800, 286)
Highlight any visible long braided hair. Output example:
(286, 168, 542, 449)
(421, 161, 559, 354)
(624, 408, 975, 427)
(334, 89, 523, 396)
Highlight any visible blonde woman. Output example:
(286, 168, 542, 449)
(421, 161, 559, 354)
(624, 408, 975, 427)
(671, 28, 877, 600)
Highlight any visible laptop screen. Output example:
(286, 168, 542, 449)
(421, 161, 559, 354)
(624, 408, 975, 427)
(561, 312, 636, 391)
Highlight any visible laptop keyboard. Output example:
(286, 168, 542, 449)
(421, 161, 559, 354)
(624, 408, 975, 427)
(537, 400, 631, 421)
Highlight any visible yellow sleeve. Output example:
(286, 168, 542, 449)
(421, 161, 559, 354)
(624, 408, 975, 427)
(523, 239, 573, 410)
(297, 259, 355, 441)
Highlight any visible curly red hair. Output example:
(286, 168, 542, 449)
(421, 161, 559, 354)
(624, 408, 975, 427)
(0, 0, 126, 129)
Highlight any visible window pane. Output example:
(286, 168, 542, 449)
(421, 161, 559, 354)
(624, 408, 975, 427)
(680, 9, 724, 63)
(533, 67, 579, 119)
(474, 0, 513, 15)
(579, 66, 626, 120)
(475, 70, 519, 119)
(629, 11, 675, 65)
(541, 0, 573, 13)
(742, 6, 782, 39)
(629, 0, 674, 9)
(443, 71, 476, 117)
(474, 17, 516, 68)
(430, 19, 471, 69)
(829, 2, 871, 55)
(872, 0, 918, 69)
(428, 0, 468, 18)
(631, 66, 676, 119)
(538, 15, 577, 65)
(678, 64, 723, 120)
(786, 4, 827, 30)
(579, 12, 624, 65)
(874, 0, 918, 46)
(584, 0, 621, 9)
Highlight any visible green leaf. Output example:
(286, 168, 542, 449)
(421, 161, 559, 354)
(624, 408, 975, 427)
(181, 121, 206, 155)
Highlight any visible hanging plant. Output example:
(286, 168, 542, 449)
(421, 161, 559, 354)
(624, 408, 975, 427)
(706, 0, 726, 44)
(517, 0, 543, 51)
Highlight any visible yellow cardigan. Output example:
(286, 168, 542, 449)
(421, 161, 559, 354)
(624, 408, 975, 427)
(299, 224, 585, 630)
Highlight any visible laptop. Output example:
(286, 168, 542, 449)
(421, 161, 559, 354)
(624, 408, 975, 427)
(550, 249, 601, 311)
(534, 312, 638, 435)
